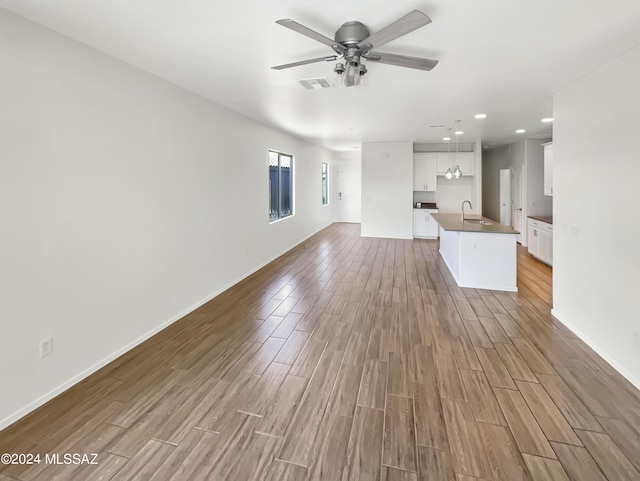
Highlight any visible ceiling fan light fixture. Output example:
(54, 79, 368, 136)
(334, 60, 367, 87)
(344, 60, 364, 87)
(356, 66, 369, 87)
(334, 63, 345, 87)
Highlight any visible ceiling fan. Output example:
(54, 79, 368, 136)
(271, 10, 438, 87)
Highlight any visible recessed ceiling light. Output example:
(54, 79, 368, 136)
(541, 118, 554, 123)
(515, 129, 526, 134)
(474, 114, 487, 119)
(442, 137, 451, 141)
(454, 131, 464, 135)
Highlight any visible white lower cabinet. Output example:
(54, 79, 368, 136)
(414, 209, 439, 239)
(527, 218, 553, 266)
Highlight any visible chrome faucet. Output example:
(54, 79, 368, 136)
(462, 200, 473, 221)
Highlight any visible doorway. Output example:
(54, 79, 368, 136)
(338, 160, 361, 223)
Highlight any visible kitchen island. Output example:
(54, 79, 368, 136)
(432, 214, 520, 292)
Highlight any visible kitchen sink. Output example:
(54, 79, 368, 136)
(464, 219, 493, 225)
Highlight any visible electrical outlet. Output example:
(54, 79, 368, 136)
(39, 337, 53, 358)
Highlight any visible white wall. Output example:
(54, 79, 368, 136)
(361, 142, 413, 239)
(552, 45, 640, 388)
(0, 9, 335, 429)
(434, 177, 477, 214)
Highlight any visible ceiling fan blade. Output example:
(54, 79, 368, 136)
(275, 19, 337, 48)
(358, 10, 431, 50)
(271, 55, 337, 70)
(365, 52, 438, 71)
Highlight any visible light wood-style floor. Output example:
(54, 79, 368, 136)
(2, 222, 640, 481)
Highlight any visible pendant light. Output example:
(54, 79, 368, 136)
(453, 131, 463, 179)
(444, 136, 453, 180)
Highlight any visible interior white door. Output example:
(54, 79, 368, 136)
(512, 166, 525, 244)
(499, 168, 512, 226)
(338, 160, 361, 223)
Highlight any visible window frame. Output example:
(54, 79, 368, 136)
(269, 150, 294, 223)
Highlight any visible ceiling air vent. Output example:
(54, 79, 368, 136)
(298, 77, 333, 90)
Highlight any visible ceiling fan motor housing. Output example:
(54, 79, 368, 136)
(334, 21, 370, 46)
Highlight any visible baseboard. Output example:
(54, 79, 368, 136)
(0, 222, 333, 432)
(462, 283, 518, 292)
(551, 308, 640, 391)
(361, 234, 414, 240)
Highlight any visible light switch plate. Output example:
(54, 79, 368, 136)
(39, 337, 53, 358)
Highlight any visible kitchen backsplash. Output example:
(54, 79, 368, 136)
(434, 177, 476, 213)
(413, 176, 477, 214)
(413, 191, 436, 205)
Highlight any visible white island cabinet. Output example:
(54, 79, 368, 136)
(432, 214, 520, 292)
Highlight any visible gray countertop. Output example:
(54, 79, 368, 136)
(432, 214, 520, 234)
(528, 215, 553, 224)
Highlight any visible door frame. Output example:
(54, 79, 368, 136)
(511, 165, 525, 245)
(499, 168, 512, 226)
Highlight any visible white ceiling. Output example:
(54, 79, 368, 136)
(2, 0, 640, 151)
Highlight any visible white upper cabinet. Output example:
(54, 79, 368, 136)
(413, 153, 437, 191)
(543, 142, 553, 196)
(436, 152, 475, 176)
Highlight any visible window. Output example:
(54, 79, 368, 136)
(322, 162, 329, 205)
(269, 150, 293, 221)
